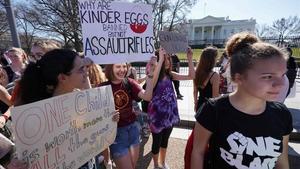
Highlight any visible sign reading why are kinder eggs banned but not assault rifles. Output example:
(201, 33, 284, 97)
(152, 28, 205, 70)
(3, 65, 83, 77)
(11, 86, 117, 169)
(158, 31, 188, 54)
(78, 0, 154, 64)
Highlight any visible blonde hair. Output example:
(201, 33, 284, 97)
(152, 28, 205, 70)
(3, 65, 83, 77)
(32, 40, 61, 53)
(7, 47, 28, 64)
(88, 64, 107, 87)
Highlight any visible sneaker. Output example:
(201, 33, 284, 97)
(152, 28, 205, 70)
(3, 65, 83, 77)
(142, 127, 150, 138)
(177, 95, 183, 100)
(106, 161, 113, 169)
(178, 94, 184, 97)
(162, 163, 170, 169)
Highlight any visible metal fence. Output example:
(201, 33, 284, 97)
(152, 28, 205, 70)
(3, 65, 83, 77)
(189, 36, 300, 57)
(133, 64, 300, 82)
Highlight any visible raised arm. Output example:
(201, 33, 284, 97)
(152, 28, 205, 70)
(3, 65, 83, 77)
(171, 47, 195, 80)
(151, 48, 165, 87)
(138, 75, 154, 101)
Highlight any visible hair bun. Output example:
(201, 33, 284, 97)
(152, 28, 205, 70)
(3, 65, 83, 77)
(226, 32, 259, 56)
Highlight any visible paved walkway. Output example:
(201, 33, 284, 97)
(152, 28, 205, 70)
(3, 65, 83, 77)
(136, 79, 300, 169)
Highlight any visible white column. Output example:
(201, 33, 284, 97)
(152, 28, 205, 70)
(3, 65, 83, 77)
(211, 26, 214, 40)
(201, 26, 204, 40)
(192, 26, 195, 40)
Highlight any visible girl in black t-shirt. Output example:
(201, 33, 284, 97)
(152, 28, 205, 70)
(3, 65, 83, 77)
(191, 32, 292, 169)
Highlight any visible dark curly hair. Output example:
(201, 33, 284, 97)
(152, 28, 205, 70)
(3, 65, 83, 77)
(16, 49, 78, 105)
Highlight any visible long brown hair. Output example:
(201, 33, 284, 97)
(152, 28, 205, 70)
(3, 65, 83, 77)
(104, 64, 114, 81)
(194, 46, 218, 88)
(104, 63, 128, 82)
(157, 52, 172, 80)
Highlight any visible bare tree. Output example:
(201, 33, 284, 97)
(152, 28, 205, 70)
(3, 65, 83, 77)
(133, 0, 197, 47)
(0, 0, 8, 37)
(0, 9, 9, 37)
(166, 0, 196, 32)
(255, 24, 270, 38)
(17, 0, 82, 51)
(270, 16, 300, 46)
(15, 3, 38, 53)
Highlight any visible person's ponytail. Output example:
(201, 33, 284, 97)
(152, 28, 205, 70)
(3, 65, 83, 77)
(17, 61, 49, 105)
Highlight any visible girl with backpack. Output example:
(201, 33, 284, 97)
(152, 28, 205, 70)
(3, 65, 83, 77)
(99, 57, 156, 169)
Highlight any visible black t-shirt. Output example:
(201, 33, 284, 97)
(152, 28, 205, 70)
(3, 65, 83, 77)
(195, 96, 293, 169)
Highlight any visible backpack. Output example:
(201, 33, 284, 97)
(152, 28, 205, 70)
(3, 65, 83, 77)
(123, 77, 142, 102)
(184, 97, 222, 169)
(141, 83, 148, 112)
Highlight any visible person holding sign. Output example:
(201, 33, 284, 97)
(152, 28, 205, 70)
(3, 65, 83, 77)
(14, 49, 91, 105)
(100, 56, 156, 169)
(148, 47, 195, 169)
(14, 49, 119, 169)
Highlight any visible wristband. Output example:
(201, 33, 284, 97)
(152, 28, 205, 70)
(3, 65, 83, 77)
(1, 114, 9, 122)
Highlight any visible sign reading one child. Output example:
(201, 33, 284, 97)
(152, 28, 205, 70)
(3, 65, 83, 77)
(78, 0, 154, 64)
(158, 31, 188, 54)
(11, 86, 117, 169)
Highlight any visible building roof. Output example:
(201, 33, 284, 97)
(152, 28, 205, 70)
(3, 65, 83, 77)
(189, 15, 256, 25)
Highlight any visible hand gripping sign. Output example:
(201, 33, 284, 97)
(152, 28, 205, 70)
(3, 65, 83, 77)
(11, 86, 117, 169)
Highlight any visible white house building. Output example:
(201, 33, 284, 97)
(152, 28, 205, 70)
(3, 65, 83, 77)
(187, 15, 256, 47)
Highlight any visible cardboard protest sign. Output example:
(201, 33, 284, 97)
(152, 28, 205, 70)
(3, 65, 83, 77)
(11, 86, 116, 169)
(158, 31, 188, 54)
(78, 0, 154, 64)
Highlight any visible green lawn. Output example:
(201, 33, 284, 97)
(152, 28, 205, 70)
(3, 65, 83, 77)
(178, 48, 300, 62)
(177, 49, 224, 61)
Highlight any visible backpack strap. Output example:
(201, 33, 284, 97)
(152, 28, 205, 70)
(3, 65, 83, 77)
(123, 77, 142, 102)
(208, 72, 216, 81)
(122, 77, 131, 94)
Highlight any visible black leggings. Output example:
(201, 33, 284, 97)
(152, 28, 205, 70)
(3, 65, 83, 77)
(151, 127, 173, 154)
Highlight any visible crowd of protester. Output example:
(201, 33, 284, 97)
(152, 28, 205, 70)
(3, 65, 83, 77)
(0, 31, 298, 169)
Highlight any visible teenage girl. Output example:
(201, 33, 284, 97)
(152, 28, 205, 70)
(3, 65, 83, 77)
(149, 47, 195, 169)
(191, 32, 292, 169)
(193, 46, 220, 112)
(100, 60, 155, 169)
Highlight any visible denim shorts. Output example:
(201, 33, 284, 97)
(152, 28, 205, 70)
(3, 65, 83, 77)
(109, 122, 140, 159)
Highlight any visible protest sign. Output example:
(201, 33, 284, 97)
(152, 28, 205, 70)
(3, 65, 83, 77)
(78, 0, 154, 64)
(11, 86, 116, 169)
(158, 31, 188, 54)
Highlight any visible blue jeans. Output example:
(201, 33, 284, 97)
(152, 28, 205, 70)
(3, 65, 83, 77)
(109, 122, 140, 159)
